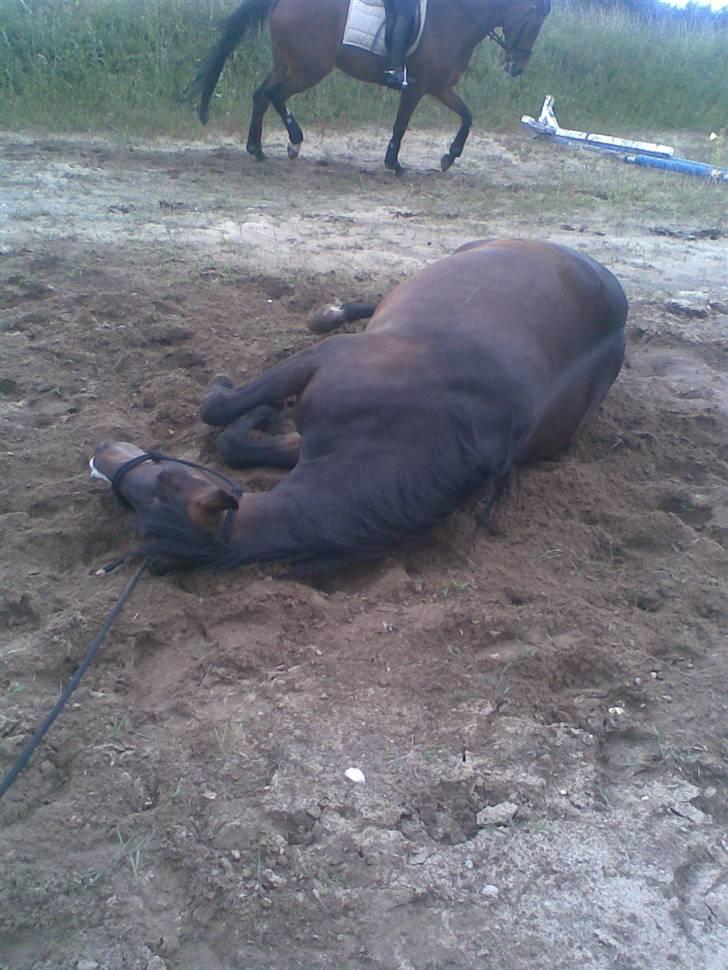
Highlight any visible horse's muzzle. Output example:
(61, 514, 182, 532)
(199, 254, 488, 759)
(89, 456, 112, 485)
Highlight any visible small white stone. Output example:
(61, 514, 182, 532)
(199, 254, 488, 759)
(608, 706, 625, 716)
(481, 884, 499, 898)
(201, 790, 217, 800)
(344, 767, 366, 785)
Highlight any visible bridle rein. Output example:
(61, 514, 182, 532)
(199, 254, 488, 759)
(0, 453, 244, 801)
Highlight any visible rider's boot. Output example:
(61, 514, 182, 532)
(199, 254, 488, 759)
(384, 16, 410, 90)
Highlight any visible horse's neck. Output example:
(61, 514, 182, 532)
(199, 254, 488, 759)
(440, 0, 502, 34)
(228, 490, 300, 565)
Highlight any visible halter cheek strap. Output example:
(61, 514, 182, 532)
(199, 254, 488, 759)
(109, 451, 243, 542)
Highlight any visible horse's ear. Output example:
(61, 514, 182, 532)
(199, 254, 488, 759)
(196, 488, 239, 514)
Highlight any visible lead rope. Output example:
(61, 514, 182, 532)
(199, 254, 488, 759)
(0, 558, 149, 802)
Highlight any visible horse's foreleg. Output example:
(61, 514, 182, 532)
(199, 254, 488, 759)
(432, 87, 473, 172)
(200, 346, 323, 427)
(216, 406, 301, 470)
(384, 87, 423, 174)
(220, 432, 301, 469)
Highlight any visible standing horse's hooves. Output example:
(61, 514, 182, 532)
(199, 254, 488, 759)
(385, 161, 404, 176)
(287, 143, 300, 160)
(247, 146, 266, 162)
(440, 153, 455, 172)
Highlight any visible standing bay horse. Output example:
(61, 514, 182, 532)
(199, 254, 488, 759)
(186, 0, 551, 172)
(91, 240, 627, 575)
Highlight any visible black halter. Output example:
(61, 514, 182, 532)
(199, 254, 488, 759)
(110, 451, 243, 543)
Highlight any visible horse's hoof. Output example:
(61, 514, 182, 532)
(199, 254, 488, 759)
(247, 145, 266, 162)
(307, 304, 345, 334)
(287, 142, 300, 160)
(440, 153, 454, 172)
(201, 377, 234, 426)
(384, 147, 401, 174)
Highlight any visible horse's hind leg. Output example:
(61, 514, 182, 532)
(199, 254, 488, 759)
(248, 32, 330, 161)
(247, 71, 276, 160)
(268, 56, 331, 159)
(432, 87, 473, 172)
(307, 301, 378, 334)
(247, 72, 323, 161)
(266, 83, 305, 160)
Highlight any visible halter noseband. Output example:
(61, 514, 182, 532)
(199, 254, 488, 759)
(110, 451, 243, 543)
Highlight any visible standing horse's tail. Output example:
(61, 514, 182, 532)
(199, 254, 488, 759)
(185, 0, 276, 125)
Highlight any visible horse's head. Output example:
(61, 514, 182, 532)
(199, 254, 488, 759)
(500, 0, 550, 77)
(91, 441, 240, 549)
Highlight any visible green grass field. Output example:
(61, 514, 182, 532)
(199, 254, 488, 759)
(1, 0, 726, 139)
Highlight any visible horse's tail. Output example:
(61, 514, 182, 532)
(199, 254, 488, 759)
(185, 0, 276, 125)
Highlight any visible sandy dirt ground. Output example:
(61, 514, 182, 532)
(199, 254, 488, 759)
(1, 123, 727, 970)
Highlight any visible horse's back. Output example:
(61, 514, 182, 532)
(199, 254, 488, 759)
(365, 239, 627, 460)
(369, 239, 626, 347)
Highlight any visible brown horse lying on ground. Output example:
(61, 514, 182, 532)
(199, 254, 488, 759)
(186, 0, 551, 172)
(91, 240, 627, 575)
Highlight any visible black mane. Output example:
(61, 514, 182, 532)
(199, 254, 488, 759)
(134, 417, 520, 575)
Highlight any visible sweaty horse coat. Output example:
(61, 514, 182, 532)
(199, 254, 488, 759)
(93, 240, 627, 573)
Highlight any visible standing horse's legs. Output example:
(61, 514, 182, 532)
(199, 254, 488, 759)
(247, 72, 275, 160)
(266, 83, 305, 160)
(247, 75, 307, 160)
(433, 87, 473, 172)
(384, 87, 423, 174)
(246, 48, 329, 161)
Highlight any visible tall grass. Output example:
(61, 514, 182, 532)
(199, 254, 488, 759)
(0, 0, 726, 137)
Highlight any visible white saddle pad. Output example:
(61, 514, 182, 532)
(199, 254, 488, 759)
(343, 0, 428, 58)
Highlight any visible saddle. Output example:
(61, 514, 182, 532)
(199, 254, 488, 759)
(343, 0, 428, 58)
